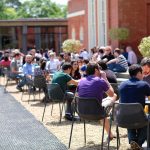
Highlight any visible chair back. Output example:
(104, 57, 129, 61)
(47, 83, 65, 102)
(75, 97, 106, 120)
(113, 103, 148, 129)
(34, 75, 46, 89)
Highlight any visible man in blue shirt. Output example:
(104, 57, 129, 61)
(119, 64, 150, 149)
(16, 55, 34, 91)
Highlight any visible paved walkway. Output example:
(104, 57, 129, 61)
(0, 86, 67, 150)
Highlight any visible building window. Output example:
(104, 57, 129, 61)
(80, 26, 84, 43)
(71, 28, 76, 39)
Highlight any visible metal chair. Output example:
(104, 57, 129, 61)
(42, 83, 68, 123)
(68, 96, 109, 149)
(108, 103, 150, 150)
(3, 68, 20, 92)
(21, 75, 47, 103)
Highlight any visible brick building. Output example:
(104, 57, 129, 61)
(68, 0, 150, 56)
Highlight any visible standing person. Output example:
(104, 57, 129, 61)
(141, 57, 150, 85)
(77, 62, 117, 140)
(51, 62, 78, 120)
(126, 46, 137, 65)
(119, 64, 150, 149)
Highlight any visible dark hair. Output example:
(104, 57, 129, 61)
(114, 49, 121, 55)
(140, 57, 150, 67)
(98, 61, 108, 70)
(129, 64, 142, 77)
(14, 53, 20, 57)
(86, 62, 99, 75)
(83, 59, 89, 64)
(62, 62, 72, 71)
(40, 59, 46, 70)
(4, 56, 9, 61)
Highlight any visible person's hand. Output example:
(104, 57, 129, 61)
(100, 70, 107, 80)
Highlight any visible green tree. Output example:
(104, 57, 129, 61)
(17, 0, 67, 18)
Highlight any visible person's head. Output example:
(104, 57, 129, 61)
(58, 53, 64, 61)
(114, 48, 121, 57)
(49, 52, 55, 60)
(25, 54, 33, 64)
(129, 64, 143, 80)
(126, 46, 132, 52)
(62, 62, 72, 74)
(104, 46, 112, 55)
(64, 52, 71, 62)
(40, 58, 46, 70)
(14, 51, 21, 60)
(71, 60, 79, 72)
(29, 49, 36, 57)
(140, 57, 150, 76)
(4, 56, 9, 61)
(86, 62, 101, 76)
(98, 61, 108, 70)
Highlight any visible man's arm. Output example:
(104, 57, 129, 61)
(67, 79, 79, 86)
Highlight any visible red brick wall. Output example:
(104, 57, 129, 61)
(68, 0, 88, 50)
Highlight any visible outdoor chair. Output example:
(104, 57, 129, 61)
(108, 103, 150, 150)
(3, 68, 20, 92)
(68, 96, 110, 149)
(21, 75, 47, 103)
(42, 83, 71, 123)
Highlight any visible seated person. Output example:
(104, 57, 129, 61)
(16, 55, 34, 91)
(77, 62, 117, 140)
(52, 62, 78, 120)
(101, 46, 114, 62)
(119, 64, 150, 149)
(141, 57, 150, 85)
(107, 48, 128, 72)
(98, 60, 117, 83)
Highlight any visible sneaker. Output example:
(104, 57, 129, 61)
(16, 86, 23, 92)
(130, 141, 143, 150)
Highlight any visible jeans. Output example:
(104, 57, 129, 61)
(65, 92, 74, 115)
(17, 76, 33, 88)
(127, 126, 147, 146)
(108, 63, 127, 72)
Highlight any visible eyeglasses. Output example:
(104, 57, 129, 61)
(73, 63, 78, 65)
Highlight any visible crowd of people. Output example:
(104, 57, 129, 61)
(0, 45, 150, 150)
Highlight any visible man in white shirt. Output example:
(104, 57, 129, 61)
(46, 52, 60, 73)
(126, 46, 137, 65)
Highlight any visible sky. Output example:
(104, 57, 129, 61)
(51, 0, 68, 5)
(19, 0, 68, 5)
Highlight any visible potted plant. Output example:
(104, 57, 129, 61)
(138, 36, 150, 57)
(62, 39, 82, 53)
(109, 27, 129, 48)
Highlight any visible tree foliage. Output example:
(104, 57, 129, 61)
(0, 0, 67, 20)
(138, 36, 150, 57)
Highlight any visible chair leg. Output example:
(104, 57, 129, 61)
(83, 120, 86, 145)
(116, 126, 120, 150)
(59, 103, 62, 123)
(107, 117, 113, 150)
(4, 79, 9, 93)
(51, 103, 54, 116)
(147, 121, 150, 149)
(101, 118, 105, 150)
(68, 118, 75, 148)
(42, 102, 47, 122)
